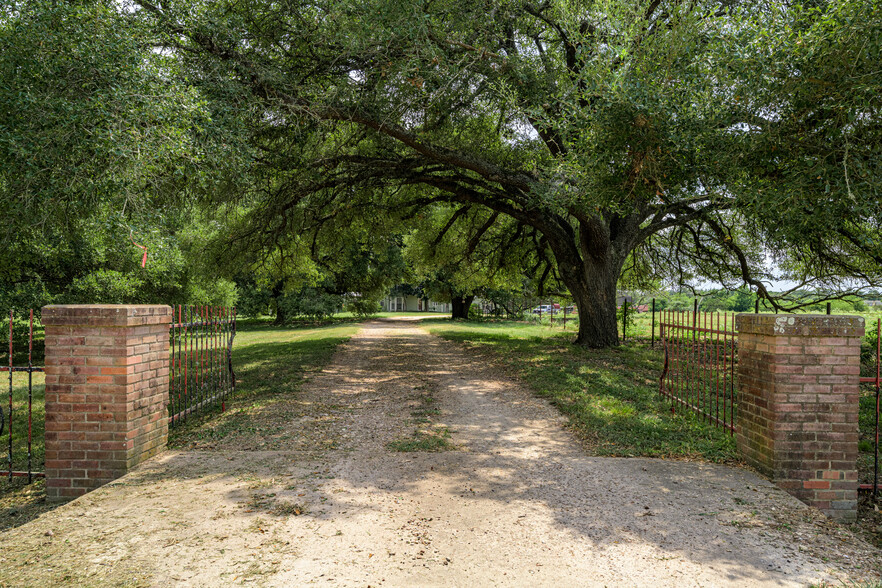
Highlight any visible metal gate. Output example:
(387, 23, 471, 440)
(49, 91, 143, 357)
(169, 306, 236, 427)
(659, 311, 737, 433)
(0, 311, 44, 482)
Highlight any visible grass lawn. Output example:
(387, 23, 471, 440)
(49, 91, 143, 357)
(422, 319, 737, 462)
(0, 359, 50, 529)
(169, 318, 360, 447)
(0, 372, 45, 477)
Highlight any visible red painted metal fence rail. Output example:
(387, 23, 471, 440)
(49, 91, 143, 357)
(169, 306, 236, 427)
(0, 311, 44, 482)
(659, 311, 737, 434)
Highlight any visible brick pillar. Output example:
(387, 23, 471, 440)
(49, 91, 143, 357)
(42, 305, 172, 501)
(736, 314, 864, 521)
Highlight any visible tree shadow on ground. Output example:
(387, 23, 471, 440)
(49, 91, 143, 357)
(0, 319, 875, 585)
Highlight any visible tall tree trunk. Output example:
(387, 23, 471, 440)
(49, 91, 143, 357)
(451, 295, 475, 319)
(564, 266, 620, 348)
(271, 281, 287, 326)
(550, 219, 632, 348)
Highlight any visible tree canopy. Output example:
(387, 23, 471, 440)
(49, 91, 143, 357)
(3, 0, 880, 344)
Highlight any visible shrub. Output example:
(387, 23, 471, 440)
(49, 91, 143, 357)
(347, 297, 381, 318)
(277, 288, 342, 321)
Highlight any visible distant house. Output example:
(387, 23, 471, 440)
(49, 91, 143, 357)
(867, 300, 882, 308)
(616, 295, 633, 306)
(380, 295, 451, 312)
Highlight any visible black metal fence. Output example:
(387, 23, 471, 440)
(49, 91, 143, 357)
(169, 306, 236, 427)
(0, 311, 45, 482)
(659, 311, 738, 434)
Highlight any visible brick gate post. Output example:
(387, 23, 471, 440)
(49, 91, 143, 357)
(736, 314, 864, 521)
(42, 305, 172, 501)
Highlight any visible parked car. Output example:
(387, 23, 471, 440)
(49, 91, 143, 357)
(531, 304, 561, 314)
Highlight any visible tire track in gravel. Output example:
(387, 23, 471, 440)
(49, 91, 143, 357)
(0, 317, 878, 587)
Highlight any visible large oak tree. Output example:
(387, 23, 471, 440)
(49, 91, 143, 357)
(132, 0, 881, 346)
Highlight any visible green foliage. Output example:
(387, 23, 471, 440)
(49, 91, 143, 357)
(183, 277, 238, 307)
(277, 288, 342, 322)
(0, 0, 206, 230)
(346, 297, 381, 319)
(233, 285, 270, 318)
(129, 0, 879, 347)
(65, 270, 142, 305)
(731, 290, 757, 313)
(617, 302, 637, 336)
(3, 0, 880, 348)
(861, 317, 880, 375)
(0, 2, 247, 311)
(404, 206, 533, 296)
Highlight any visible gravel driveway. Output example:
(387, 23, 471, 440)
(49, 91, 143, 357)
(0, 318, 879, 586)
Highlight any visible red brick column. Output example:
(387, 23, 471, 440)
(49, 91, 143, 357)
(736, 314, 864, 521)
(42, 305, 172, 501)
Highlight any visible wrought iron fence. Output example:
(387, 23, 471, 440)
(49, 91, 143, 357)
(169, 306, 236, 427)
(0, 311, 45, 482)
(659, 311, 737, 434)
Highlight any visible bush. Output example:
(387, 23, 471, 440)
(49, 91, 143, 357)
(347, 297, 381, 318)
(617, 302, 637, 337)
(863, 318, 880, 375)
(467, 304, 483, 320)
(277, 288, 342, 321)
(0, 277, 52, 314)
(185, 277, 238, 308)
(65, 269, 143, 304)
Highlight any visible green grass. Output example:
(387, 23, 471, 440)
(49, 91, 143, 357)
(859, 386, 881, 486)
(387, 391, 455, 453)
(422, 319, 737, 462)
(168, 319, 360, 446)
(0, 372, 45, 476)
(388, 428, 454, 452)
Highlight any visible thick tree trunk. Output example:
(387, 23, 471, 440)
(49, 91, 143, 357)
(451, 295, 475, 319)
(567, 270, 619, 347)
(552, 230, 627, 348)
(271, 281, 287, 326)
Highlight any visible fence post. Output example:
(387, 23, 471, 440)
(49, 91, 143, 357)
(42, 305, 172, 501)
(651, 298, 656, 347)
(827, 302, 832, 315)
(735, 313, 864, 521)
(622, 300, 627, 341)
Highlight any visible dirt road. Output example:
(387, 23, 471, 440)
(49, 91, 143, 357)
(0, 318, 879, 586)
